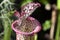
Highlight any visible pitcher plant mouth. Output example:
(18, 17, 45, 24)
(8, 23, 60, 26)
(11, 17, 41, 35)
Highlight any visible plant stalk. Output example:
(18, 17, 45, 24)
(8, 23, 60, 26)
(50, 4, 57, 40)
(2, 14, 12, 40)
(55, 10, 60, 40)
(55, 0, 60, 40)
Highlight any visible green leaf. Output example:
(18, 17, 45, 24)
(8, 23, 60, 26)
(38, 0, 48, 5)
(43, 20, 51, 31)
(57, 0, 60, 10)
(20, 0, 33, 7)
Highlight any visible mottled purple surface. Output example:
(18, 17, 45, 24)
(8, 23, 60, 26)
(11, 17, 41, 35)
